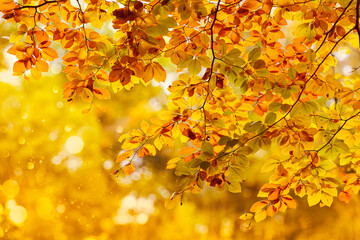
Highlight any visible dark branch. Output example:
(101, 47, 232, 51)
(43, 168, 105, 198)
(15, 0, 61, 10)
(316, 112, 360, 152)
(355, 0, 360, 47)
(315, 0, 354, 53)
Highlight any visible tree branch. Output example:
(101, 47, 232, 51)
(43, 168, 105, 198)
(315, 0, 354, 53)
(355, 0, 360, 47)
(15, 0, 61, 10)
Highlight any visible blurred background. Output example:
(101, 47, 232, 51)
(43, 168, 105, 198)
(1, 21, 360, 240)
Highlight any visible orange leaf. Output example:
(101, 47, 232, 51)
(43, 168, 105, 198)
(89, 31, 100, 39)
(262, 0, 273, 14)
(153, 62, 166, 82)
(123, 162, 135, 175)
(138, 147, 150, 158)
(35, 60, 49, 72)
(250, 200, 269, 212)
(242, 0, 262, 10)
(339, 191, 351, 204)
(93, 87, 111, 100)
(254, 102, 267, 116)
(282, 195, 297, 209)
(117, 150, 134, 162)
(42, 47, 58, 59)
(268, 189, 280, 200)
(13, 60, 26, 73)
(36, 31, 49, 43)
(266, 205, 277, 217)
(143, 64, 154, 82)
(177, 147, 198, 155)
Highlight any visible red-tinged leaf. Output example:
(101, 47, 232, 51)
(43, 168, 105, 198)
(216, 75, 224, 88)
(282, 195, 297, 209)
(138, 146, 150, 158)
(120, 68, 133, 86)
(117, 150, 134, 162)
(123, 162, 135, 175)
(143, 144, 156, 156)
(109, 70, 121, 82)
(250, 200, 269, 212)
(266, 205, 277, 217)
(268, 189, 280, 200)
(179, 122, 196, 140)
(218, 27, 232, 37)
(93, 87, 111, 100)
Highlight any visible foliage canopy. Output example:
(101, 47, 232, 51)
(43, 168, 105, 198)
(2, 0, 360, 227)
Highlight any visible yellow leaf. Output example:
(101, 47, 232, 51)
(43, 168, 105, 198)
(140, 120, 150, 133)
(80, 88, 93, 103)
(254, 210, 267, 222)
(9, 30, 26, 43)
(154, 137, 163, 151)
(144, 144, 156, 156)
(188, 59, 201, 75)
(164, 192, 181, 209)
(294, 23, 309, 37)
(321, 193, 333, 207)
(239, 213, 254, 220)
(307, 191, 321, 207)
(166, 157, 181, 169)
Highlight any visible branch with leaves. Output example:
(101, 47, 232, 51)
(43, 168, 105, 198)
(2, 0, 360, 229)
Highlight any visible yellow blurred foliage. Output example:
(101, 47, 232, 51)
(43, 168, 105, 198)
(0, 67, 358, 240)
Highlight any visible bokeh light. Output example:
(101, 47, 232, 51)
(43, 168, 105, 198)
(2, 180, 20, 198)
(65, 136, 84, 154)
(9, 205, 27, 225)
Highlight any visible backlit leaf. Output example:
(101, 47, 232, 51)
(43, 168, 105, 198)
(123, 162, 135, 175)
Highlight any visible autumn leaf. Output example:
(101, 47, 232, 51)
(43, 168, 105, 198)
(117, 150, 134, 162)
(123, 162, 135, 175)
